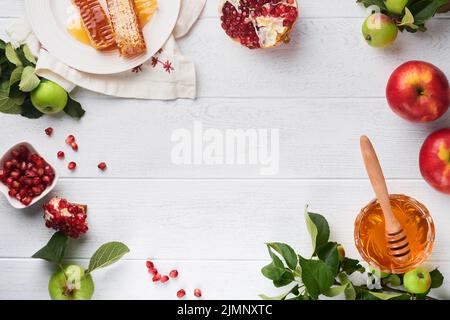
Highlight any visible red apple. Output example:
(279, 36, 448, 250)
(386, 61, 449, 122)
(420, 128, 450, 194)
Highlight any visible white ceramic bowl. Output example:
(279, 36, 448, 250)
(0, 142, 59, 210)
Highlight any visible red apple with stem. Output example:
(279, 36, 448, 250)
(386, 61, 449, 122)
(420, 128, 450, 194)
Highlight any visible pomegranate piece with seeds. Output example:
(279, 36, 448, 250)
(1, 146, 55, 206)
(219, 0, 299, 49)
(43, 197, 88, 238)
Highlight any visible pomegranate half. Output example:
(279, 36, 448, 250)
(219, 0, 299, 49)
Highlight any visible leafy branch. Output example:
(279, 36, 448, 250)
(260, 206, 444, 300)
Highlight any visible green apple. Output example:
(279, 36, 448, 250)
(362, 13, 398, 48)
(385, 0, 408, 15)
(31, 80, 68, 114)
(403, 267, 431, 294)
(48, 265, 95, 300)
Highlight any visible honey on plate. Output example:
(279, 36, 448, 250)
(354, 194, 435, 274)
(67, 0, 158, 47)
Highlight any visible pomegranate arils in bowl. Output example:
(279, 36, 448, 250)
(0, 142, 59, 209)
(44, 197, 88, 238)
(219, 0, 299, 49)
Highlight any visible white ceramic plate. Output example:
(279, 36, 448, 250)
(25, 0, 181, 74)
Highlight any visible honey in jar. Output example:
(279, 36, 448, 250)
(354, 194, 435, 274)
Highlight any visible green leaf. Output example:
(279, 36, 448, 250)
(19, 66, 40, 92)
(430, 269, 444, 288)
(22, 45, 36, 64)
(259, 285, 299, 300)
(323, 285, 346, 297)
(20, 99, 43, 119)
(9, 67, 23, 86)
(411, 0, 448, 25)
(341, 257, 365, 275)
(64, 95, 86, 119)
(0, 87, 20, 114)
(273, 271, 295, 288)
(5, 43, 23, 66)
(398, 7, 419, 28)
(0, 39, 6, 50)
(87, 241, 130, 274)
(31, 232, 69, 263)
(316, 242, 339, 276)
(369, 291, 405, 300)
(357, 0, 387, 10)
(298, 256, 334, 299)
(344, 282, 357, 300)
(267, 243, 298, 270)
(305, 206, 330, 254)
(262, 263, 285, 281)
(9, 84, 26, 106)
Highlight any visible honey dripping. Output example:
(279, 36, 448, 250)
(356, 195, 434, 273)
(67, 0, 158, 47)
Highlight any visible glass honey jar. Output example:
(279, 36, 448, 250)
(354, 194, 435, 274)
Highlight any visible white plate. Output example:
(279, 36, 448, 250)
(25, 0, 181, 74)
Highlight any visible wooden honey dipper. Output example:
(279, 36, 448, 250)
(360, 135, 411, 261)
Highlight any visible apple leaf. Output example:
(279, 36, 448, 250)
(19, 66, 40, 92)
(21, 45, 36, 65)
(9, 66, 23, 86)
(0, 87, 20, 114)
(32, 232, 69, 263)
(298, 256, 334, 299)
(87, 242, 130, 274)
(64, 95, 86, 119)
(266, 243, 298, 270)
(305, 207, 330, 255)
(398, 7, 419, 28)
(0, 39, 5, 50)
(5, 43, 23, 67)
(430, 269, 444, 288)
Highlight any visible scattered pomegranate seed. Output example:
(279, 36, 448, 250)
(98, 162, 107, 171)
(148, 268, 158, 276)
(57, 151, 65, 159)
(70, 142, 78, 152)
(68, 162, 77, 171)
(194, 288, 202, 298)
(45, 127, 53, 136)
(169, 270, 179, 278)
(146, 261, 154, 269)
(152, 273, 161, 282)
(160, 275, 169, 283)
(176, 289, 186, 298)
(65, 135, 75, 145)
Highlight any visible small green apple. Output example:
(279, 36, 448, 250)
(385, 0, 408, 15)
(403, 267, 431, 294)
(362, 13, 398, 48)
(48, 265, 95, 300)
(31, 80, 68, 114)
(337, 244, 345, 262)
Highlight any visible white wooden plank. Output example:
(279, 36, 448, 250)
(1, 18, 450, 99)
(1, 257, 449, 300)
(1, 97, 446, 179)
(0, 0, 448, 18)
(1, 179, 449, 262)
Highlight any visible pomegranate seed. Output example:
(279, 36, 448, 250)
(21, 197, 32, 206)
(71, 142, 78, 151)
(176, 289, 186, 298)
(98, 162, 107, 171)
(8, 189, 17, 197)
(66, 135, 75, 145)
(160, 275, 169, 283)
(169, 270, 179, 278)
(45, 127, 53, 136)
(194, 288, 202, 298)
(68, 162, 77, 171)
(57, 151, 65, 159)
(152, 273, 161, 282)
(148, 268, 158, 276)
(146, 261, 154, 269)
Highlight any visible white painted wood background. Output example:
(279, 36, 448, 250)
(1, 0, 450, 299)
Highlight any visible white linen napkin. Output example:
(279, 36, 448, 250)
(6, 0, 206, 100)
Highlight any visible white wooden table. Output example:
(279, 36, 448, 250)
(1, 1, 450, 300)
